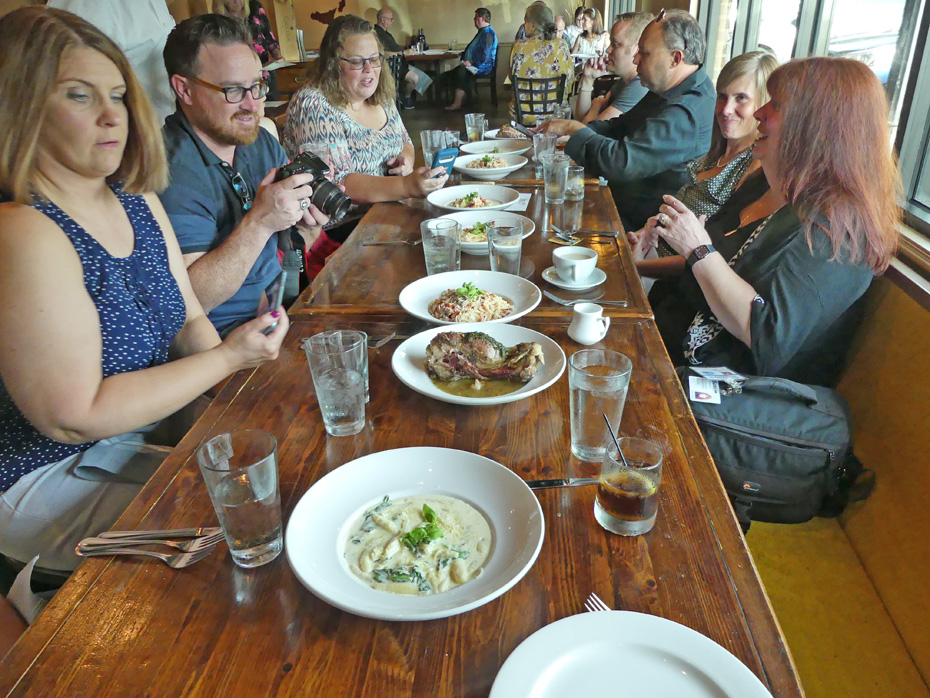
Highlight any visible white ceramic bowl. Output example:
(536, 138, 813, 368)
(459, 139, 532, 157)
(437, 211, 535, 255)
(452, 153, 528, 181)
(484, 127, 531, 142)
(426, 184, 520, 212)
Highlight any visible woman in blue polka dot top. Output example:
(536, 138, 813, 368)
(0, 8, 290, 580)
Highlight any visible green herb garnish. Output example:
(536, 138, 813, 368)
(456, 281, 486, 299)
(490, 147, 501, 153)
(400, 504, 445, 551)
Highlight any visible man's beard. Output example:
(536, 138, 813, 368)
(193, 109, 261, 147)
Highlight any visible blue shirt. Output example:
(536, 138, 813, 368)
(463, 25, 498, 77)
(159, 111, 286, 333)
(0, 188, 186, 490)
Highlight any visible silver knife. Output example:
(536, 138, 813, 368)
(526, 477, 600, 489)
(98, 527, 222, 540)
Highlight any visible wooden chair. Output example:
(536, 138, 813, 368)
(387, 54, 408, 109)
(512, 74, 567, 125)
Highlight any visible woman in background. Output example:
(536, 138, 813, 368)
(0, 7, 287, 579)
(571, 8, 608, 57)
(649, 58, 899, 386)
(510, 2, 574, 125)
(216, 0, 283, 98)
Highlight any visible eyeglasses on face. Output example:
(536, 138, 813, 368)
(219, 162, 252, 211)
(187, 76, 269, 104)
(339, 55, 385, 70)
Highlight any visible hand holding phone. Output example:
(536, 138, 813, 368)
(256, 270, 287, 335)
(431, 147, 458, 178)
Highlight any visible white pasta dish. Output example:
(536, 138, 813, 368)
(449, 192, 502, 208)
(428, 282, 514, 322)
(345, 494, 493, 595)
(460, 220, 492, 243)
(466, 155, 508, 169)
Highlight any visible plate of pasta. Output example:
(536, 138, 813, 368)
(427, 184, 520, 212)
(452, 153, 528, 180)
(437, 211, 535, 255)
(399, 270, 541, 325)
(459, 139, 532, 157)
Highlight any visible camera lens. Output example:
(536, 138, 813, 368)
(311, 180, 352, 219)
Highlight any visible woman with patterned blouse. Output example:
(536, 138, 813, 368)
(510, 3, 573, 125)
(630, 51, 780, 278)
(216, 0, 283, 98)
(571, 8, 609, 57)
(282, 15, 447, 272)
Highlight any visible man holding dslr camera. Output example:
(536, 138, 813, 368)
(159, 14, 331, 335)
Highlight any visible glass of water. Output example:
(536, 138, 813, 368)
(568, 349, 633, 461)
(197, 430, 283, 568)
(303, 331, 368, 437)
(487, 222, 523, 275)
(542, 152, 570, 204)
(565, 165, 585, 201)
(465, 113, 486, 142)
(532, 132, 557, 178)
(421, 129, 446, 169)
(421, 218, 461, 275)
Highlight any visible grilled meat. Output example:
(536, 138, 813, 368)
(426, 332, 544, 383)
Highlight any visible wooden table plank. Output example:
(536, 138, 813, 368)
(0, 316, 801, 698)
(291, 186, 651, 319)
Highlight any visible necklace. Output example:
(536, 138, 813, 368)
(724, 191, 782, 236)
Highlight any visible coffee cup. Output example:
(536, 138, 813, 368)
(553, 247, 597, 283)
(568, 302, 610, 345)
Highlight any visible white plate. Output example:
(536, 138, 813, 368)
(285, 447, 545, 621)
(391, 322, 566, 406)
(485, 128, 531, 142)
(459, 139, 532, 157)
(453, 153, 528, 181)
(420, 48, 449, 55)
(542, 266, 607, 291)
(571, 52, 598, 60)
(399, 270, 541, 325)
(438, 211, 535, 255)
(490, 611, 773, 698)
(427, 184, 521, 212)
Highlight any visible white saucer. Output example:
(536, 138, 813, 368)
(542, 266, 606, 291)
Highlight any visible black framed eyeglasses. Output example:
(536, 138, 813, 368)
(187, 76, 269, 103)
(339, 55, 385, 70)
(219, 162, 252, 211)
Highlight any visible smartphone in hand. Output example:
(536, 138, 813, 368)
(256, 270, 287, 335)
(431, 147, 459, 178)
(509, 121, 536, 138)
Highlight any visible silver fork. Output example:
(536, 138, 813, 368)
(584, 592, 612, 613)
(75, 545, 217, 569)
(544, 290, 628, 307)
(362, 239, 422, 246)
(77, 531, 225, 553)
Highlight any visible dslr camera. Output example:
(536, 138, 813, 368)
(274, 153, 352, 219)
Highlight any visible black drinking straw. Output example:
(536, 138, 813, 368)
(602, 414, 630, 468)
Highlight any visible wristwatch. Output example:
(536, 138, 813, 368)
(686, 244, 716, 269)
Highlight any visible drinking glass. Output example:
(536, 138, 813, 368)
(421, 218, 461, 275)
(421, 129, 446, 169)
(595, 438, 664, 536)
(197, 430, 283, 568)
(487, 222, 523, 275)
(303, 331, 368, 436)
(565, 165, 585, 201)
(465, 113, 487, 142)
(568, 350, 633, 461)
(532, 132, 557, 177)
(553, 102, 573, 120)
(542, 152, 570, 204)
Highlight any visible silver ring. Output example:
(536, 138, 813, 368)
(300, 198, 310, 210)
(659, 213, 670, 226)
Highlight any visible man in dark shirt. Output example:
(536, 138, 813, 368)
(543, 10, 716, 230)
(374, 8, 432, 107)
(158, 15, 328, 334)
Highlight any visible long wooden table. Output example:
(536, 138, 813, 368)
(0, 194, 803, 697)
(291, 183, 653, 319)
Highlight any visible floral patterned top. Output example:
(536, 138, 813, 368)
(510, 37, 574, 125)
(248, 0, 279, 65)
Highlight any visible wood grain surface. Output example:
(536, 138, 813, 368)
(291, 185, 652, 319)
(0, 315, 802, 698)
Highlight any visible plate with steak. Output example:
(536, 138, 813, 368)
(392, 322, 566, 406)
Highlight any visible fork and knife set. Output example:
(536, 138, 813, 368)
(75, 527, 225, 569)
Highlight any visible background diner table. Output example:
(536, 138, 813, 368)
(291, 183, 653, 319)
(0, 311, 803, 697)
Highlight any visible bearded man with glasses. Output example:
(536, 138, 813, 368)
(159, 14, 330, 336)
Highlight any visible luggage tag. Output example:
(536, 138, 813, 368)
(688, 376, 721, 404)
(690, 366, 746, 393)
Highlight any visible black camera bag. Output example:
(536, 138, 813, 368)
(676, 368, 872, 529)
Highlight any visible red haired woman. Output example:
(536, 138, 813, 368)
(649, 57, 899, 386)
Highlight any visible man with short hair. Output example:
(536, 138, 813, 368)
(542, 10, 715, 230)
(374, 8, 432, 108)
(554, 15, 571, 51)
(443, 7, 497, 111)
(159, 14, 328, 335)
(575, 12, 652, 123)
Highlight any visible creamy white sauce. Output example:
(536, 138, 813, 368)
(345, 494, 493, 595)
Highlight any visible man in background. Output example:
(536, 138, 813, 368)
(374, 8, 432, 108)
(554, 14, 572, 51)
(542, 10, 716, 230)
(443, 7, 497, 111)
(575, 12, 652, 123)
